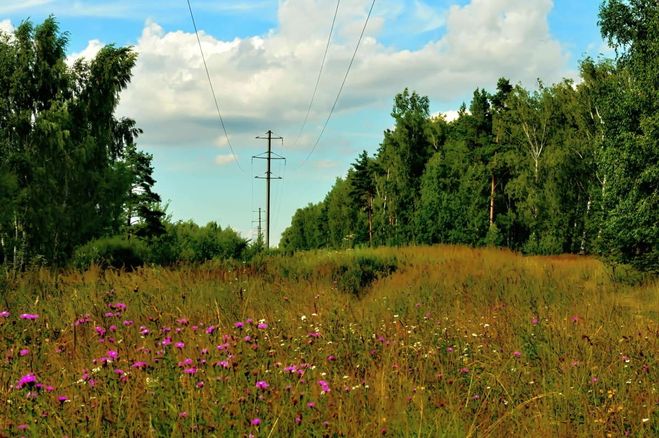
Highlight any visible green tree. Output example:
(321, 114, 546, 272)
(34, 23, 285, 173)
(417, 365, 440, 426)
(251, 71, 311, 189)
(597, 0, 659, 271)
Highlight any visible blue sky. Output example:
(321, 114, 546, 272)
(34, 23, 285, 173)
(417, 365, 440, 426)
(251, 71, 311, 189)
(0, 0, 608, 246)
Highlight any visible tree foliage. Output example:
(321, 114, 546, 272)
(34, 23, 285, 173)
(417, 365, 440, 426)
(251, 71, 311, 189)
(281, 1, 658, 272)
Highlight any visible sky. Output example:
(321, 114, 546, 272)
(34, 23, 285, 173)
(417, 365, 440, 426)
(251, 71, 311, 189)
(0, 0, 609, 246)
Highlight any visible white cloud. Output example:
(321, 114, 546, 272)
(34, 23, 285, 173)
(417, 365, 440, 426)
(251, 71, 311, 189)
(66, 39, 104, 65)
(0, 19, 14, 35)
(215, 154, 237, 166)
(0, 0, 52, 14)
(114, 0, 570, 153)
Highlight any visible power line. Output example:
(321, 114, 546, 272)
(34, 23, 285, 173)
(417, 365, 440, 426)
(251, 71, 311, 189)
(297, 0, 376, 168)
(186, 0, 245, 173)
(291, 0, 341, 149)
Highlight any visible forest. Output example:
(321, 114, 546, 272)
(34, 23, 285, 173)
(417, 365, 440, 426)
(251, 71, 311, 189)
(280, 1, 658, 273)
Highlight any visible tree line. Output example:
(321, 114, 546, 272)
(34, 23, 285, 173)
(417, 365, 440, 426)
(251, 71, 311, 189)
(0, 17, 253, 271)
(280, 0, 658, 273)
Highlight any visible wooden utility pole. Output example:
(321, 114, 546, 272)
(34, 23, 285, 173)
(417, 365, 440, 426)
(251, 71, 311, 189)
(254, 131, 285, 249)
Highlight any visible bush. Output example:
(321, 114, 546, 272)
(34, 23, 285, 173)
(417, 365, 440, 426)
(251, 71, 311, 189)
(72, 236, 146, 271)
(332, 255, 398, 296)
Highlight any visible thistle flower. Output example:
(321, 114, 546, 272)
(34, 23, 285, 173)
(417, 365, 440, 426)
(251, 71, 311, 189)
(16, 373, 37, 389)
(19, 348, 30, 357)
(251, 418, 261, 426)
(175, 341, 185, 350)
(234, 321, 244, 329)
(20, 313, 39, 320)
(318, 380, 330, 394)
(513, 351, 522, 358)
(255, 380, 269, 390)
(257, 322, 268, 330)
(0, 310, 10, 318)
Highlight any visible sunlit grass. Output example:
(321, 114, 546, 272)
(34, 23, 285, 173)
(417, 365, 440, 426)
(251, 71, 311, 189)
(0, 245, 656, 436)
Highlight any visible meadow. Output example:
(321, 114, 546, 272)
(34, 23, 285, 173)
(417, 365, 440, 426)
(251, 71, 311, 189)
(0, 246, 657, 437)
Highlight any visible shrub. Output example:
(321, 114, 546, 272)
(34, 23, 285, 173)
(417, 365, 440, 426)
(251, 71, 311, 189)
(332, 255, 398, 296)
(72, 236, 146, 271)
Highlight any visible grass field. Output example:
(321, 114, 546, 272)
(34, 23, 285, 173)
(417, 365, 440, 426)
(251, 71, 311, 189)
(0, 246, 657, 436)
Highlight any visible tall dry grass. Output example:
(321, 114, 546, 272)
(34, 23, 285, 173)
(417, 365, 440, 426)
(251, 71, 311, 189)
(0, 245, 656, 436)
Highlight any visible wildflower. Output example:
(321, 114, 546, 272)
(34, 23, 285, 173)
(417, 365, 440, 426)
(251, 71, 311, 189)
(307, 402, 316, 409)
(308, 331, 321, 338)
(131, 361, 148, 369)
(295, 415, 302, 425)
(178, 358, 194, 367)
(123, 320, 133, 327)
(215, 360, 230, 368)
(257, 322, 268, 330)
(318, 380, 330, 394)
(243, 336, 252, 343)
(446, 347, 454, 353)
(256, 380, 269, 390)
(107, 350, 118, 360)
(16, 373, 37, 389)
(205, 325, 216, 334)
(104, 312, 115, 318)
(175, 342, 185, 350)
(234, 321, 244, 329)
(513, 351, 522, 358)
(183, 367, 197, 374)
(0, 310, 10, 318)
(531, 317, 539, 325)
(179, 411, 188, 418)
(17, 424, 28, 431)
(459, 367, 469, 374)
(114, 369, 125, 376)
(20, 313, 39, 320)
(111, 302, 127, 311)
(200, 348, 209, 355)
(109, 325, 117, 332)
(591, 376, 599, 383)
(57, 395, 69, 403)
(571, 315, 581, 324)
(161, 337, 172, 346)
(176, 318, 189, 325)
(19, 348, 30, 357)
(246, 318, 254, 324)
(327, 355, 336, 362)
(139, 326, 150, 336)
(196, 381, 204, 388)
(251, 418, 261, 426)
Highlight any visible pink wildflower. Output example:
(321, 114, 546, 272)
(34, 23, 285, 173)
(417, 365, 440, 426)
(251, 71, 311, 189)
(251, 418, 261, 426)
(20, 313, 39, 320)
(19, 348, 30, 357)
(255, 380, 269, 390)
(16, 373, 37, 389)
(0, 310, 10, 318)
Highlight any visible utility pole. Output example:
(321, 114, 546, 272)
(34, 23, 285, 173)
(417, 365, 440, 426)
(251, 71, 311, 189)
(252, 207, 263, 243)
(253, 131, 285, 249)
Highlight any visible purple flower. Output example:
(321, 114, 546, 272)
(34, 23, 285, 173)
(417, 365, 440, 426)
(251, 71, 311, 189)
(215, 360, 230, 368)
(183, 367, 197, 375)
(307, 402, 316, 409)
(114, 369, 125, 376)
(459, 367, 470, 374)
(175, 341, 185, 350)
(139, 326, 150, 336)
(318, 380, 330, 394)
(531, 317, 539, 325)
(308, 331, 321, 338)
(179, 411, 188, 418)
(0, 310, 10, 318)
(123, 320, 133, 327)
(57, 395, 69, 403)
(107, 350, 118, 360)
(131, 361, 148, 369)
(251, 418, 261, 426)
(19, 348, 30, 357)
(161, 337, 172, 346)
(257, 322, 268, 330)
(196, 381, 204, 388)
(16, 373, 37, 389)
(95, 326, 106, 337)
(176, 318, 189, 325)
(255, 380, 269, 390)
(513, 351, 522, 358)
(17, 424, 28, 431)
(327, 355, 336, 362)
(20, 313, 39, 320)
(205, 325, 216, 334)
(234, 321, 244, 329)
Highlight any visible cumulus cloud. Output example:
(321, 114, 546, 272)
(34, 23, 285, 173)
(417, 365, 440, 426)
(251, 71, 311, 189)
(0, 19, 14, 35)
(112, 0, 570, 152)
(66, 39, 105, 65)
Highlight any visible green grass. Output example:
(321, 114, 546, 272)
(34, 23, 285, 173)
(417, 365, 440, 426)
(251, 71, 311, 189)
(0, 246, 657, 436)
